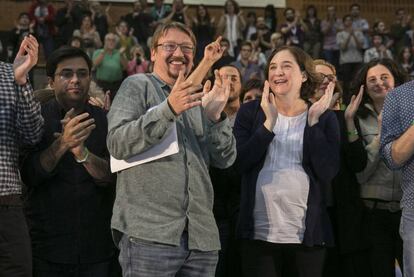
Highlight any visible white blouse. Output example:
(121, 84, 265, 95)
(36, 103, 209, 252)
(254, 111, 310, 244)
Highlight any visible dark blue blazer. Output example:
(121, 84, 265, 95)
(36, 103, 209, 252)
(233, 100, 340, 247)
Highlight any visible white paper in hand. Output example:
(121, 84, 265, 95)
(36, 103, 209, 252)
(110, 111, 179, 173)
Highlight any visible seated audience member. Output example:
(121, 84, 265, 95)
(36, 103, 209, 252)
(217, 0, 246, 57)
(390, 8, 410, 56)
(126, 45, 149, 75)
(89, 1, 110, 42)
(73, 14, 102, 58)
(398, 47, 414, 79)
(337, 14, 364, 103)
(254, 17, 272, 51)
(231, 41, 262, 84)
(264, 4, 277, 33)
(191, 4, 216, 63)
(303, 5, 322, 59)
(364, 33, 393, 63)
(349, 58, 409, 277)
(121, 0, 154, 47)
(161, 0, 190, 25)
(321, 5, 343, 68)
(265, 32, 284, 58)
(244, 11, 257, 41)
(55, 0, 84, 48)
(21, 46, 116, 277)
(280, 8, 307, 48)
(68, 36, 83, 48)
(29, 0, 56, 59)
(115, 20, 138, 60)
(240, 78, 263, 103)
(150, 0, 172, 27)
(212, 38, 236, 72)
(93, 33, 127, 101)
(373, 20, 394, 50)
(233, 46, 340, 277)
(248, 33, 267, 70)
(9, 12, 35, 61)
(349, 3, 370, 50)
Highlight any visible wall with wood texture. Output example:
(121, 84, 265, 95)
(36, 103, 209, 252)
(1, 0, 414, 32)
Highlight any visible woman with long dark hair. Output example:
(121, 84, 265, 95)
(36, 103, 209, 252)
(191, 4, 215, 63)
(347, 58, 409, 277)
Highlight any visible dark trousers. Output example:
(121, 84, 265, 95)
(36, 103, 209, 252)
(241, 240, 326, 277)
(338, 62, 362, 104)
(33, 257, 112, 277)
(0, 205, 32, 277)
(368, 208, 403, 277)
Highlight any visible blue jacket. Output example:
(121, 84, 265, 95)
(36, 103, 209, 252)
(233, 100, 340, 247)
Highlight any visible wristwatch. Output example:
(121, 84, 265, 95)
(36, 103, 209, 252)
(75, 147, 89, 163)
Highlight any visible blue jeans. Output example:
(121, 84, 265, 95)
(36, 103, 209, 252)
(118, 232, 218, 277)
(400, 207, 414, 277)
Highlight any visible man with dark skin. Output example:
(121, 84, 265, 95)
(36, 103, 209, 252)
(21, 47, 115, 277)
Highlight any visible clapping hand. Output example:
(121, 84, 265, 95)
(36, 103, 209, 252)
(13, 35, 38, 85)
(261, 81, 278, 131)
(202, 70, 230, 122)
(308, 81, 335, 126)
(168, 70, 204, 115)
(344, 85, 364, 121)
(59, 108, 96, 158)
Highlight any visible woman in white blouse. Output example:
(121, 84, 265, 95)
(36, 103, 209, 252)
(234, 46, 340, 277)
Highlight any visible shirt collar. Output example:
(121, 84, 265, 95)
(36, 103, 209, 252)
(151, 72, 172, 91)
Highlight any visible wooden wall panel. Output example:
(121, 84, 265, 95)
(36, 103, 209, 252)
(1, 0, 414, 33)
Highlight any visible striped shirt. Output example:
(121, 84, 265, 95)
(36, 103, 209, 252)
(0, 62, 43, 196)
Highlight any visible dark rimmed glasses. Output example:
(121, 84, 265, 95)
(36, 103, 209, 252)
(156, 42, 194, 54)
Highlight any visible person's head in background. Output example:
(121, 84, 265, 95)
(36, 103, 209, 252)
(240, 78, 263, 103)
(69, 36, 83, 48)
(17, 12, 30, 28)
(224, 0, 240, 16)
(312, 59, 342, 110)
(351, 58, 409, 118)
(350, 3, 361, 19)
(218, 65, 242, 103)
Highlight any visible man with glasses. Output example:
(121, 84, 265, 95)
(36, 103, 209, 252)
(21, 46, 116, 277)
(0, 35, 43, 277)
(107, 22, 236, 276)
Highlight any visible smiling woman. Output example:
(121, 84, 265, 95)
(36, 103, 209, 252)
(233, 46, 340, 277)
(345, 58, 409, 277)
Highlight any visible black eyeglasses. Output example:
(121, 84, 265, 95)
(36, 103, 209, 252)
(156, 42, 194, 54)
(55, 69, 90, 80)
(319, 72, 336, 82)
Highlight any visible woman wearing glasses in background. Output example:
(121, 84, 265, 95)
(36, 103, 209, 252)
(312, 59, 373, 277)
(234, 46, 340, 277)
